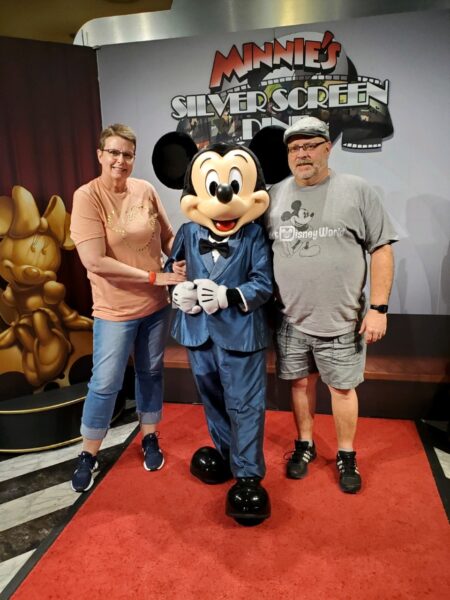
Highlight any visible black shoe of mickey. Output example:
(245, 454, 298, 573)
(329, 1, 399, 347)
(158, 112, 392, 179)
(190, 446, 233, 484)
(225, 477, 271, 524)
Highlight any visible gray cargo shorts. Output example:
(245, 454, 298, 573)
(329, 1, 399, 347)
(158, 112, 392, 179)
(274, 317, 366, 390)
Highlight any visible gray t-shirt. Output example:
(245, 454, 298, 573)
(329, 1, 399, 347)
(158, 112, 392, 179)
(265, 171, 398, 336)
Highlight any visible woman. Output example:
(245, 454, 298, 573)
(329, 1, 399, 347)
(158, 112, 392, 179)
(70, 123, 185, 492)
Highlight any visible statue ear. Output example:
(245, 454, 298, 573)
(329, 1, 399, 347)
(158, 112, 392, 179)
(9, 186, 41, 238)
(152, 132, 198, 190)
(249, 126, 290, 185)
(62, 213, 75, 250)
(43, 195, 75, 249)
(43, 195, 66, 245)
(0, 195, 13, 236)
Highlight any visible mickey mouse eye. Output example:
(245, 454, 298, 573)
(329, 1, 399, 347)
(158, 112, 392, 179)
(229, 168, 242, 194)
(205, 170, 220, 197)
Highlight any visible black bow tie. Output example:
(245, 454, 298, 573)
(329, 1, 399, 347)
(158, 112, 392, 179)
(198, 238, 230, 258)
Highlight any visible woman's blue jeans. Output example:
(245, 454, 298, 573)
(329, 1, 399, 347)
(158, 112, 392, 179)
(80, 306, 171, 440)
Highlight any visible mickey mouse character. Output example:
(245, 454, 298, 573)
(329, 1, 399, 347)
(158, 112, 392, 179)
(281, 199, 320, 257)
(152, 132, 276, 525)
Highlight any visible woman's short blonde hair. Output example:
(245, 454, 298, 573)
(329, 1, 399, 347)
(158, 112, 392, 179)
(99, 123, 137, 151)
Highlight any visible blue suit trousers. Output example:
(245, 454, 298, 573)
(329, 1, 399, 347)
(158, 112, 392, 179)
(188, 341, 267, 478)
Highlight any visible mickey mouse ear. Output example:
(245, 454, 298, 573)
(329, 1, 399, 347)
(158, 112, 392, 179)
(152, 132, 198, 189)
(249, 126, 290, 185)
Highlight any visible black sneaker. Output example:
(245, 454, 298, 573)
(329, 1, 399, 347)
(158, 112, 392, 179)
(336, 450, 362, 493)
(286, 440, 317, 479)
(142, 432, 164, 471)
(71, 451, 98, 493)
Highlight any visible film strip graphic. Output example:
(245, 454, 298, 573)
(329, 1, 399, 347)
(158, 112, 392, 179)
(224, 73, 390, 149)
(325, 74, 389, 150)
(221, 73, 387, 90)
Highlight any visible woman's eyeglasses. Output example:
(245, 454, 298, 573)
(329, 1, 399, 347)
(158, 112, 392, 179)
(103, 148, 135, 162)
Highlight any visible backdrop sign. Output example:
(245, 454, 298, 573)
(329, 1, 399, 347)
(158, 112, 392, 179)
(170, 30, 393, 150)
(97, 10, 450, 315)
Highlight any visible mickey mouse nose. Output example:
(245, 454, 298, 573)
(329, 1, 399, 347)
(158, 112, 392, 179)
(216, 184, 233, 203)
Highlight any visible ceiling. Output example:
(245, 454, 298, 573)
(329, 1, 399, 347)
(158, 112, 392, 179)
(1, 0, 448, 47)
(0, 0, 172, 45)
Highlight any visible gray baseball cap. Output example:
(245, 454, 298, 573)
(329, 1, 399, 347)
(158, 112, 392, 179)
(283, 116, 330, 144)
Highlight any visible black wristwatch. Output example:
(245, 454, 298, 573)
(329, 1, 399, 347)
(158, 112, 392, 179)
(370, 304, 388, 314)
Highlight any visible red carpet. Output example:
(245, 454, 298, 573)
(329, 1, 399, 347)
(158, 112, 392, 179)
(14, 404, 450, 600)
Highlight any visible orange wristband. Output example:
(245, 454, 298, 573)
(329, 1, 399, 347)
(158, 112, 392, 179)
(148, 271, 157, 285)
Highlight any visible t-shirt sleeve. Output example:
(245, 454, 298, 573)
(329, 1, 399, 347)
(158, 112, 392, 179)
(70, 187, 105, 246)
(360, 183, 399, 253)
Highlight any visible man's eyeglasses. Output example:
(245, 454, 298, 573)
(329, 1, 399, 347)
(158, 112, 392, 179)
(103, 148, 135, 162)
(287, 140, 327, 155)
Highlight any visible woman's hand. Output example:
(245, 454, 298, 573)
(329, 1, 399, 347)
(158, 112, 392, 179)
(172, 260, 187, 277)
(154, 272, 186, 286)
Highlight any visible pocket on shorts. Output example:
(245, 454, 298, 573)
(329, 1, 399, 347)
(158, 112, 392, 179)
(333, 331, 363, 359)
(274, 317, 292, 360)
(274, 314, 289, 338)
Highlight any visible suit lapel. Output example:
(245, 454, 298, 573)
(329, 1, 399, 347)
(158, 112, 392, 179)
(195, 226, 215, 274)
(195, 225, 245, 279)
(209, 231, 242, 279)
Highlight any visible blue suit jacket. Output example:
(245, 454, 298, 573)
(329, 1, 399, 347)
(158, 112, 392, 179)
(166, 222, 273, 352)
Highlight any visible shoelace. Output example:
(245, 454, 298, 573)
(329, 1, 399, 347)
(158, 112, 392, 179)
(338, 455, 359, 474)
(284, 447, 313, 463)
(76, 453, 95, 470)
(143, 434, 160, 452)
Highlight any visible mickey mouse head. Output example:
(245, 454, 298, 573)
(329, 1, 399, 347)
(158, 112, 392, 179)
(152, 128, 290, 237)
(281, 200, 314, 229)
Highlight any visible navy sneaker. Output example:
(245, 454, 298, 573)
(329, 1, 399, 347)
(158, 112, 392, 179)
(142, 432, 164, 471)
(71, 451, 98, 493)
(286, 440, 316, 479)
(336, 450, 362, 493)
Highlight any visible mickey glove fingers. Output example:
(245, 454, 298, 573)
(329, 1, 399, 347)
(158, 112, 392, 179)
(172, 281, 201, 314)
(193, 279, 228, 315)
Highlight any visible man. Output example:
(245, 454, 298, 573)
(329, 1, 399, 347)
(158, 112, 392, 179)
(265, 115, 397, 493)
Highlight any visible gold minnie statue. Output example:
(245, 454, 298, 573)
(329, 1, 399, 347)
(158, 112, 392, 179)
(0, 186, 92, 388)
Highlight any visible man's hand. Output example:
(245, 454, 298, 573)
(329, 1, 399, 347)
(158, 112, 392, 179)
(364, 243, 394, 343)
(193, 279, 228, 315)
(359, 310, 387, 344)
(172, 281, 201, 314)
(172, 260, 186, 277)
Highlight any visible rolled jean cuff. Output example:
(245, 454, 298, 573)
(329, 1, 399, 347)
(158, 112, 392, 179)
(138, 409, 162, 425)
(80, 423, 108, 440)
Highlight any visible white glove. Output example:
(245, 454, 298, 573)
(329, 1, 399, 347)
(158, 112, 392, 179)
(193, 279, 228, 315)
(172, 281, 201, 314)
